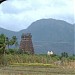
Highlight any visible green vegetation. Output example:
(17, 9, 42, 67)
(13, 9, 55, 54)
(0, 54, 74, 66)
(0, 34, 18, 65)
(0, 34, 18, 54)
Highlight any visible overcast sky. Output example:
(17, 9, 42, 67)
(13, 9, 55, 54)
(0, 0, 74, 31)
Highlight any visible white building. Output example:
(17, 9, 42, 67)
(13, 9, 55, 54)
(47, 51, 53, 55)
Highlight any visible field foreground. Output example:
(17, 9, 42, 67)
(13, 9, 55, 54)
(0, 63, 75, 75)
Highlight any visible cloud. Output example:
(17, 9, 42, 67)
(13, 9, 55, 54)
(0, 0, 74, 31)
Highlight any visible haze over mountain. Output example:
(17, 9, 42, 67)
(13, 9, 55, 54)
(0, 19, 74, 55)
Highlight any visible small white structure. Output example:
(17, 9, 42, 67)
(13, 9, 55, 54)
(47, 51, 53, 55)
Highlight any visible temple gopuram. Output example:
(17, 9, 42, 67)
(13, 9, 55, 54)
(19, 33, 34, 54)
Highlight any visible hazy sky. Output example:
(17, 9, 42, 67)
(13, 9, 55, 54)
(0, 0, 74, 31)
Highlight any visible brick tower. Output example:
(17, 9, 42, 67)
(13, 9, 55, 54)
(20, 33, 34, 54)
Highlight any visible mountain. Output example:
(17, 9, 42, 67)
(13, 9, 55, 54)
(0, 27, 17, 37)
(0, 19, 74, 55)
(19, 19, 74, 55)
(27, 19, 74, 42)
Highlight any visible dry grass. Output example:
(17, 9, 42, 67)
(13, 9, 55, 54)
(0, 63, 75, 75)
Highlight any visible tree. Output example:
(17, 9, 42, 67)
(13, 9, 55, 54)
(12, 36, 18, 48)
(9, 36, 17, 46)
(8, 36, 18, 53)
(0, 34, 18, 65)
(61, 52, 68, 58)
(0, 34, 18, 54)
(0, 34, 6, 54)
(5, 37, 10, 49)
(12, 36, 17, 41)
(0, 34, 7, 65)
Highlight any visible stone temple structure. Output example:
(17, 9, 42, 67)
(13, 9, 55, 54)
(19, 33, 34, 54)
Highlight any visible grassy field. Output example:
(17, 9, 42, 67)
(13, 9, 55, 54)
(0, 54, 75, 75)
(0, 63, 75, 75)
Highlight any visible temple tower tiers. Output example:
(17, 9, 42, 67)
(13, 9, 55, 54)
(20, 33, 34, 54)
